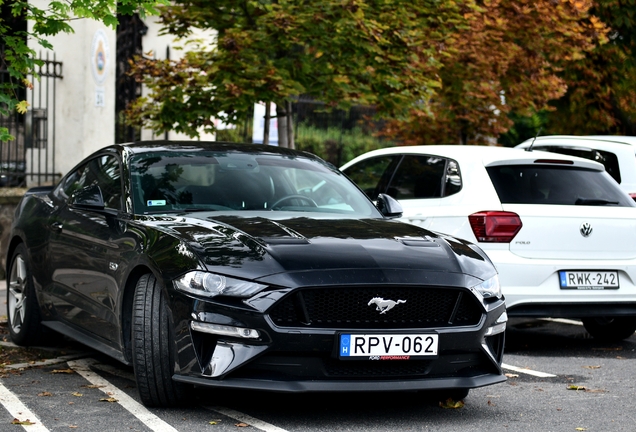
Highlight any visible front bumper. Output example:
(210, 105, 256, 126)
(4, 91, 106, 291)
(173, 371, 506, 392)
(170, 288, 507, 392)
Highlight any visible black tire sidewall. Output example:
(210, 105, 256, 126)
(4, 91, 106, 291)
(582, 316, 636, 341)
(132, 273, 189, 407)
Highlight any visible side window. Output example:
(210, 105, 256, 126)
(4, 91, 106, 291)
(342, 156, 399, 199)
(90, 155, 123, 210)
(387, 156, 446, 200)
(58, 163, 89, 200)
(55, 155, 123, 210)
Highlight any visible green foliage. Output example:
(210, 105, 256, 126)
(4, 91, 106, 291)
(378, 0, 605, 145)
(126, 0, 471, 139)
(215, 126, 251, 143)
(215, 121, 392, 167)
(0, 0, 167, 140)
(546, 0, 636, 135)
(498, 110, 548, 147)
(295, 123, 393, 167)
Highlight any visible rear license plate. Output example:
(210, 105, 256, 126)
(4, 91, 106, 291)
(339, 333, 438, 359)
(559, 271, 619, 290)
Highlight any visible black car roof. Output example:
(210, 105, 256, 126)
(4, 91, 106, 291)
(117, 141, 321, 161)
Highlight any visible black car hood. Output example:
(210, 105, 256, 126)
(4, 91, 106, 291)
(137, 213, 495, 285)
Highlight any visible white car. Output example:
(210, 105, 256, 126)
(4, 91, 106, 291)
(341, 145, 636, 340)
(516, 135, 636, 200)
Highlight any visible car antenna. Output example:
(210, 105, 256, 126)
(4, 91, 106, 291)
(525, 127, 542, 152)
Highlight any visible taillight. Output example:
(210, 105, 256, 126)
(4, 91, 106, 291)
(468, 211, 522, 243)
(629, 193, 636, 202)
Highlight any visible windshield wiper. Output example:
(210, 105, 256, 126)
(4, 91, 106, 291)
(179, 208, 219, 213)
(575, 197, 619, 206)
(145, 208, 217, 215)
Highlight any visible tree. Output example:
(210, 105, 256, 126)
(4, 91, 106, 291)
(125, 0, 473, 147)
(378, 0, 607, 145)
(0, 0, 166, 142)
(546, 0, 636, 136)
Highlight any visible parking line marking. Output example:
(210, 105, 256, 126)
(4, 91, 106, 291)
(502, 363, 556, 378)
(540, 318, 583, 326)
(68, 359, 178, 432)
(4, 353, 89, 371)
(0, 382, 50, 431)
(0, 341, 19, 348)
(206, 406, 289, 432)
(91, 362, 136, 382)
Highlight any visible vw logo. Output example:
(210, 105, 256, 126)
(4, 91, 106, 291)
(580, 222, 593, 238)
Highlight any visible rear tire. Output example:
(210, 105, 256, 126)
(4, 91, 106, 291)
(132, 273, 190, 407)
(582, 317, 636, 341)
(7, 244, 44, 346)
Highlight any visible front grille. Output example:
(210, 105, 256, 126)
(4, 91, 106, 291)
(268, 286, 483, 329)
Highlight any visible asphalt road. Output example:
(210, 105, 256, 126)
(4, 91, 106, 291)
(0, 317, 634, 432)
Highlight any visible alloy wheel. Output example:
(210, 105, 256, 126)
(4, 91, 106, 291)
(8, 255, 27, 334)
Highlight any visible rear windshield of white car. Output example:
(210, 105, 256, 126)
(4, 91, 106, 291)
(531, 145, 621, 184)
(487, 165, 635, 207)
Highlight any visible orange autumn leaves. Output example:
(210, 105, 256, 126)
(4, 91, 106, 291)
(380, 0, 609, 145)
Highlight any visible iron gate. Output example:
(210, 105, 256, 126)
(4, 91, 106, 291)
(0, 48, 63, 187)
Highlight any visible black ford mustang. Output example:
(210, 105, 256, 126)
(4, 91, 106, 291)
(6, 142, 506, 407)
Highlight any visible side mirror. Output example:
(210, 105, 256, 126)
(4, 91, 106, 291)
(376, 193, 402, 218)
(71, 184, 105, 210)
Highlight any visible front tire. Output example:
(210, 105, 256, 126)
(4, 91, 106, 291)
(7, 244, 44, 346)
(132, 273, 190, 407)
(582, 317, 636, 341)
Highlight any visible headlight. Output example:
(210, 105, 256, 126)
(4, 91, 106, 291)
(471, 275, 501, 299)
(174, 271, 267, 298)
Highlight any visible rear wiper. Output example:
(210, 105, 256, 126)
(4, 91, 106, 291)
(575, 197, 619, 206)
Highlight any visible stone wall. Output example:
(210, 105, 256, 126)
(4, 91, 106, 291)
(0, 189, 27, 280)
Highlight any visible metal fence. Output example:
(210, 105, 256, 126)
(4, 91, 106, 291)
(0, 48, 63, 187)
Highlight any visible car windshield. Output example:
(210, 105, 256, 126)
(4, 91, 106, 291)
(532, 145, 622, 184)
(487, 165, 635, 207)
(130, 150, 380, 216)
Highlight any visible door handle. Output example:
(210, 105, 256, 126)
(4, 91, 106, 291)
(51, 222, 63, 231)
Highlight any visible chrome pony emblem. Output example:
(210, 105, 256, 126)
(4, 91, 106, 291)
(580, 222, 593, 238)
(368, 297, 406, 314)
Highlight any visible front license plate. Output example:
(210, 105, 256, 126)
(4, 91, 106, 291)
(559, 270, 619, 290)
(339, 334, 438, 359)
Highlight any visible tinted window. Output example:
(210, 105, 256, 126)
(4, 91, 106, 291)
(130, 151, 380, 217)
(342, 156, 399, 199)
(487, 165, 634, 207)
(533, 146, 621, 184)
(388, 156, 447, 199)
(57, 155, 123, 210)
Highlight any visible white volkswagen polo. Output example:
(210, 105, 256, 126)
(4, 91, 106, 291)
(341, 145, 636, 341)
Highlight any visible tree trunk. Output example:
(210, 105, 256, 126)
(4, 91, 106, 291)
(286, 100, 295, 150)
(277, 102, 288, 148)
(263, 102, 271, 145)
